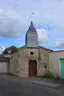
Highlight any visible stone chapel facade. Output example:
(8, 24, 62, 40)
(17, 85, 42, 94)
(9, 22, 53, 77)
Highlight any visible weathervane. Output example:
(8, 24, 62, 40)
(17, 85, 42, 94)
(31, 12, 35, 22)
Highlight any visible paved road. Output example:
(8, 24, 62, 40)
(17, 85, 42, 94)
(0, 75, 63, 96)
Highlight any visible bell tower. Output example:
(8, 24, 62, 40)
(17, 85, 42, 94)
(25, 21, 38, 47)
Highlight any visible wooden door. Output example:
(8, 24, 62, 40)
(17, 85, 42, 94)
(29, 60, 37, 76)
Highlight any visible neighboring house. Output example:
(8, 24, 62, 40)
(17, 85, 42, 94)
(9, 21, 53, 77)
(49, 51, 64, 78)
(0, 55, 10, 73)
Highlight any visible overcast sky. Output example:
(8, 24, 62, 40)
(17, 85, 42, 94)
(0, 0, 64, 52)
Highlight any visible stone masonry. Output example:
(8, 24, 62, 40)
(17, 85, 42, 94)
(9, 46, 52, 77)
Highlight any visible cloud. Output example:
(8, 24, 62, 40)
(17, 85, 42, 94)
(54, 39, 64, 48)
(0, 9, 22, 38)
(15, 28, 48, 46)
(0, 46, 5, 54)
(37, 29, 48, 44)
(0, 0, 64, 50)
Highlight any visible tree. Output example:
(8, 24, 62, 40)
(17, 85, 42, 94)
(3, 46, 18, 55)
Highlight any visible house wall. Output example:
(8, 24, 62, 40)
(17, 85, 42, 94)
(18, 48, 28, 77)
(9, 47, 51, 77)
(9, 52, 19, 76)
(20, 47, 50, 77)
(18, 47, 39, 77)
(49, 51, 64, 76)
(39, 47, 50, 76)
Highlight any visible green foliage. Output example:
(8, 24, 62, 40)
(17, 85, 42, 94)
(3, 46, 18, 55)
(3, 48, 8, 55)
(43, 71, 56, 78)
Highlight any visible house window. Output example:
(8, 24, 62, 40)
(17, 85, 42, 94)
(30, 52, 34, 55)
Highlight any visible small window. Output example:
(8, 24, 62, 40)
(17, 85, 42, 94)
(30, 52, 34, 55)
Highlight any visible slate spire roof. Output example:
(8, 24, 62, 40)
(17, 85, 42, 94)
(27, 21, 37, 32)
(25, 21, 38, 47)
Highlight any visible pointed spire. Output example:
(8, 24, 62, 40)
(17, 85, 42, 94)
(25, 21, 38, 47)
(27, 21, 37, 32)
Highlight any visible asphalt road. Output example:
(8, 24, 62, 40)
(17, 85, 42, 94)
(0, 75, 63, 96)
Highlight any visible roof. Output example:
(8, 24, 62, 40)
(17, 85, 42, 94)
(39, 46, 53, 51)
(25, 21, 38, 47)
(50, 50, 64, 53)
(18, 45, 53, 51)
(27, 21, 37, 33)
(0, 55, 5, 58)
(0, 55, 9, 62)
(18, 45, 25, 50)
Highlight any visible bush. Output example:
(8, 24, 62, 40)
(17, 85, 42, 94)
(3, 46, 18, 55)
(43, 71, 56, 78)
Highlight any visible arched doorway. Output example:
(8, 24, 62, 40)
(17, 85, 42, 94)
(29, 60, 37, 76)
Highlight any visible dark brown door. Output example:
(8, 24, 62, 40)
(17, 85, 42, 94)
(29, 60, 37, 76)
